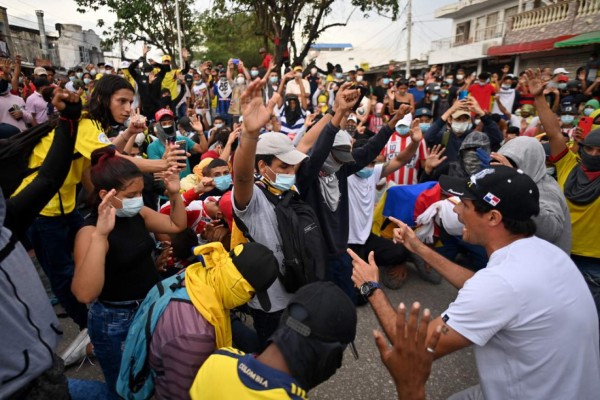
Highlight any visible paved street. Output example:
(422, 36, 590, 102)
(56, 266, 478, 399)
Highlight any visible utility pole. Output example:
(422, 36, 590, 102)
(175, 0, 183, 68)
(406, 0, 412, 79)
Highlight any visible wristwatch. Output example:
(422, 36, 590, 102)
(359, 281, 380, 298)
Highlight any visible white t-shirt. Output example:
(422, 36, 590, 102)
(443, 236, 600, 400)
(347, 163, 384, 245)
(285, 79, 310, 97)
(232, 185, 293, 312)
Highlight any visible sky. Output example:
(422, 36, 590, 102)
(1, 0, 455, 62)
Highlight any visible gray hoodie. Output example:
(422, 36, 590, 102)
(0, 192, 61, 398)
(499, 137, 572, 254)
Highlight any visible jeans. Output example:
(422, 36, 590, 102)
(177, 103, 187, 119)
(326, 253, 356, 304)
(250, 308, 284, 352)
(436, 234, 488, 271)
(231, 311, 260, 354)
(88, 301, 139, 400)
(571, 255, 600, 324)
(28, 212, 88, 329)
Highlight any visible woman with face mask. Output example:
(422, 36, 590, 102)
(72, 147, 187, 400)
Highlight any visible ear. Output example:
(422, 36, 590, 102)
(257, 160, 266, 175)
(488, 210, 503, 227)
(98, 189, 108, 200)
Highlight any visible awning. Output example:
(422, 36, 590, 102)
(554, 31, 600, 48)
(487, 35, 575, 56)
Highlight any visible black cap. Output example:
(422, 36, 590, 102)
(561, 104, 577, 114)
(439, 165, 540, 221)
(230, 242, 279, 312)
(415, 107, 433, 117)
(282, 282, 357, 345)
(425, 83, 440, 94)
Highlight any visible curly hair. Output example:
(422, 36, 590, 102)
(87, 74, 135, 132)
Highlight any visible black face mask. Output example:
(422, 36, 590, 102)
(580, 146, 600, 171)
(160, 96, 172, 109)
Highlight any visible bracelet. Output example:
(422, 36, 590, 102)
(241, 134, 259, 141)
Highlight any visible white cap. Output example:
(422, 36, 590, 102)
(34, 67, 48, 76)
(65, 81, 76, 93)
(347, 114, 358, 123)
(105, 62, 114, 69)
(120, 61, 130, 69)
(256, 132, 308, 165)
(395, 113, 413, 127)
(553, 67, 569, 75)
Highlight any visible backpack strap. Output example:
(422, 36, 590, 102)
(441, 129, 451, 147)
(232, 211, 255, 243)
(0, 232, 17, 264)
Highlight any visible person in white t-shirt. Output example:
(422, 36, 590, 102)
(350, 165, 600, 400)
(348, 119, 423, 289)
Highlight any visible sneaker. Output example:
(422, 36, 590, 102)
(410, 253, 442, 285)
(60, 328, 91, 367)
(381, 264, 408, 290)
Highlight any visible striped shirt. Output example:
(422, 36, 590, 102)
(278, 105, 306, 140)
(381, 133, 428, 185)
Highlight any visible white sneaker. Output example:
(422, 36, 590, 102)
(60, 328, 91, 367)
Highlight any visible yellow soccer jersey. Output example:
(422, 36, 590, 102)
(190, 347, 307, 400)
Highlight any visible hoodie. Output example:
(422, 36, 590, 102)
(0, 191, 61, 398)
(498, 137, 572, 254)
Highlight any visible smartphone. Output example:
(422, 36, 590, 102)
(167, 136, 177, 144)
(232, 59, 239, 65)
(175, 139, 187, 153)
(458, 90, 469, 100)
(578, 116, 594, 138)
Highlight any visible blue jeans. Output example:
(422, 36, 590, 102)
(436, 235, 488, 271)
(177, 103, 187, 119)
(326, 253, 356, 304)
(571, 255, 600, 323)
(28, 212, 88, 329)
(88, 301, 139, 400)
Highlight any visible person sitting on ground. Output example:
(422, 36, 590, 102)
(189, 281, 357, 399)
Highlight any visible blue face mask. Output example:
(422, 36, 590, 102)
(214, 174, 232, 191)
(395, 126, 410, 136)
(356, 167, 375, 179)
(335, 73, 343, 79)
(561, 115, 575, 124)
(382, 78, 390, 85)
(269, 76, 278, 84)
(69, 76, 76, 82)
(251, 70, 259, 77)
(115, 196, 143, 218)
(419, 123, 431, 132)
(84, 78, 92, 85)
(584, 108, 594, 116)
(267, 167, 296, 191)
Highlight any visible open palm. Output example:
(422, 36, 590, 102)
(241, 79, 279, 133)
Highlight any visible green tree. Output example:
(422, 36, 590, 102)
(74, 0, 201, 63)
(212, 0, 402, 66)
(195, 11, 265, 67)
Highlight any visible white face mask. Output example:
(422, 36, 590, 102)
(114, 196, 143, 218)
(90, 69, 97, 76)
(356, 75, 364, 82)
(214, 123, 224, 129)
(236, 76, 245, 85)
(446, 78, 453, 85)
(451, 121, 471, 134)
(430, 95, 439, 101)
(99, 68, 106, 74)
(456, 74, 464, 81)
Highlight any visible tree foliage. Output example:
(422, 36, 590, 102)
(74, 0, 202, 62)
(195, 11, 265, 67)
(211, 0, 403, 66)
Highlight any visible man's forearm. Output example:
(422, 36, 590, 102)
(413, 242, 475, 289)
(368, 289, 397, 342)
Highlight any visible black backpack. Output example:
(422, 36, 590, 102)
(0, 120, 56, 199)
(234, 186, 327, 293)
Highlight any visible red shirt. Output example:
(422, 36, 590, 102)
(261, 54, 273, 70)
(469, 83, 496, 112)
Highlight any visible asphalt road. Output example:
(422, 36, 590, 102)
(56, 266, 479, 399)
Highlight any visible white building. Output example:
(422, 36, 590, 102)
(55, 23, 103, 68)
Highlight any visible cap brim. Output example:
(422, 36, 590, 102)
(439, 175, 477, 199)
(277, 148, 308, 165)
(331, 148, 355, 164)
(256, 291, 272, 312)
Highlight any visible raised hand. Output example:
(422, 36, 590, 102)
(52, 87, 82, 120)
(189, 114, 204, 132)
(182, 48, 189, 59)
(128, 108, 147, 134)
(409, 119, 423, 143)
(466, 97, 484, 116)
(373, 302, 441, 399)
(398, 104, 412, 117)
(389, 216, 424, 254)
(335, 82, 360, 112)
(347, 249, 379, 288)
(163, 165, 181, 195)
(241, 79, 280, 133)
(97, 189, 117, 236)
(524, 69, 547, 97)
(163, 143, 187, 170)
(490, 152, 513, 167)
(424, 145, 447, 174)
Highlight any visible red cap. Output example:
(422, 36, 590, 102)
(201, 150, 220, 160)
(155, 108, 174, 121)
(218, 190, 233, 230)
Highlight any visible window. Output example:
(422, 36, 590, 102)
(455, 21, 471, 45)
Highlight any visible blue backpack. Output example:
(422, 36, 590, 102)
(116, 271, 191, 400)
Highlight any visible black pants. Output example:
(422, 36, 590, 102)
(349, 233, 409, 267)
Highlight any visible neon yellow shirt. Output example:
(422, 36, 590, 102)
(555, 150, 600, 258)
(13, 118, 111, 216)
(190, 347, 307, 400)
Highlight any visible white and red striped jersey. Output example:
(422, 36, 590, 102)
(160, 189, 219, 235)
(381, 133, 428, 185)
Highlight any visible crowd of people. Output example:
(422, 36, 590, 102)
(1, 45, 600, 400)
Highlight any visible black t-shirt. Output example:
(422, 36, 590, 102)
(373, 86, 387, 103)
(84, 212, 160, 301)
